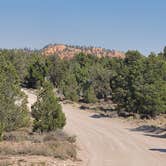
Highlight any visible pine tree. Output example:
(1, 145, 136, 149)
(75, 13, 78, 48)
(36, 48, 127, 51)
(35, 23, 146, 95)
(59, 73, 79, 102)
(31, 81, 66, 132)
(0, 56, 30, 132)
(84, 85, 97, 103)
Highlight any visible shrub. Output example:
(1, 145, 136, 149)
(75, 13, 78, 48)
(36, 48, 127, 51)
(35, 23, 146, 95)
(31, 81, 66, 132)
(83, 86, 97, 103)
(25, 56, 48, 88)
(59, 73, 79, 102)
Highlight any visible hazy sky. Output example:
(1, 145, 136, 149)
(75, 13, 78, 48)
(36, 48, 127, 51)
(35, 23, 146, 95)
(0, 0, 166, 55)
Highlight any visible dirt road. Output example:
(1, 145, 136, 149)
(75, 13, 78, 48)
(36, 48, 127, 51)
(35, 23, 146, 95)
(23, 89, 165, 166)
(63, 104, 166, 166)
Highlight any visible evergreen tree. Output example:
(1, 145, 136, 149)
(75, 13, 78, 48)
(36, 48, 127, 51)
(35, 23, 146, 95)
(48, 55, 69, 86)
(0, 56, 30, 132)
(59, 73, 79, 102)
(31, 81, 66, 132)
(83, 85, 97, 103)
(25, 56, 48, 88)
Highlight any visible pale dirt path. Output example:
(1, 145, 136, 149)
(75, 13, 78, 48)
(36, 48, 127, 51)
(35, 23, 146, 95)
(22, 89, 37, 111)
(63, 104, 166, 166)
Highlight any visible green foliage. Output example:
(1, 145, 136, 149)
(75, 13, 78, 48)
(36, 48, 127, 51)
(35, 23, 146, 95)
(83, 85, 97, 103)
(111, 50, 166, 117)
(31, 81, 66, 132)
(89, 63, 111, 99)
(0, 56, 30, 132)
(0, 49, 40, 84)
(1, 47, 166, 118)
(59, 73, 79, 102)
(25, 56, 48, 88)
(46, 50, 166, 117)
(134, 82, 166, 117)
(48, 55, 69, 86)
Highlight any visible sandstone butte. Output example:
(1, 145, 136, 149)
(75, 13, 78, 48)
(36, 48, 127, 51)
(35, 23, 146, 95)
(42, 44, 125, 59)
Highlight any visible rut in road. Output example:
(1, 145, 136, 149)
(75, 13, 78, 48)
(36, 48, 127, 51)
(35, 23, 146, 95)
(63, 104, 166, 166)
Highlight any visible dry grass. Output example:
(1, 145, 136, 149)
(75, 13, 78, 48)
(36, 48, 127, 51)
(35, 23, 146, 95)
(0, 141, 76, 160)
(3, 129, 76, 143)
(0, 156, 80, 166)
(0, 129, 77, 161)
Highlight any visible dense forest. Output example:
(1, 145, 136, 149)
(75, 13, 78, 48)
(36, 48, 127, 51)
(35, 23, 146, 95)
(0, 47, 166, 136)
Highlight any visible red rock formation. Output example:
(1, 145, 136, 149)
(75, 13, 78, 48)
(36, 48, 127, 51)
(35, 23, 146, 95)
(42, 44, 125, 59)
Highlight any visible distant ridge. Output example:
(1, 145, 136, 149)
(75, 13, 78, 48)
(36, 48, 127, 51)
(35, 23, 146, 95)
(42, 44, 125, 59)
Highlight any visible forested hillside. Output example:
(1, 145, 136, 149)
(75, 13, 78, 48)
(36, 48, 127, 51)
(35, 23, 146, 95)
(0, 47, 166, 119)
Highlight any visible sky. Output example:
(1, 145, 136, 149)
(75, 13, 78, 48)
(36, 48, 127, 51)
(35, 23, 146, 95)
(0, 0, 166, 55)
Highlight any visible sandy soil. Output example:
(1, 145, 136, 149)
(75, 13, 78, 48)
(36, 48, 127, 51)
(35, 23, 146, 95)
(22, 89, 37, 111)
(63, 103, 166, 166)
